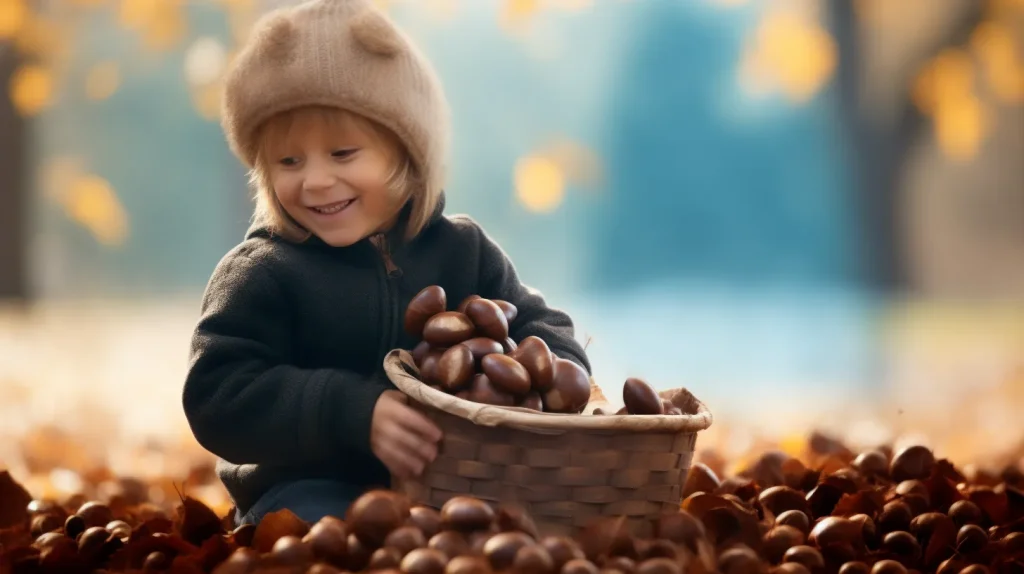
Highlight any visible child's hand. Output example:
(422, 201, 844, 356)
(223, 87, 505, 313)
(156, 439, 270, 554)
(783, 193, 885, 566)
(371, 390, 443, 479)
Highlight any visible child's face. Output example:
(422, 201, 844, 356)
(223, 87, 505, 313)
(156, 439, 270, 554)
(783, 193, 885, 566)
(261, 107, 406, 247)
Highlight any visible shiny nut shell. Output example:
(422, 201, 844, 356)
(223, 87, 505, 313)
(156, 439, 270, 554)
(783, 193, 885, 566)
(419, 349, 447, 385)
(542, 358, 590, 414)
(467, 374, 516, 407)
(456, 294, 482, 314)
(517, 391, 543, 411)
(493, 300, 518, 324)
(436, 345, 475, 392)
(459, 337, 504, 366)
(511, 336, 555, 391)
(406, 286, 446, 337)
(481, 354, 531, 395)
(623, 378, 663, 415)
(466, 299, 509, 341)
(347, 490, 410, 546)
(441, 496, 495, 532)
(423, 312, 475, 347)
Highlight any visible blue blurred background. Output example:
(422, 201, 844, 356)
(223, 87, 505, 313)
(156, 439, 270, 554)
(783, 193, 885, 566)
(1, 0, 1023, 496)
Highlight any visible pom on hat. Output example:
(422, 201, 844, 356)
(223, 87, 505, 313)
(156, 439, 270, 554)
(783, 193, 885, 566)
(349, 8, 403, 57)
(257, 13, 297, 64)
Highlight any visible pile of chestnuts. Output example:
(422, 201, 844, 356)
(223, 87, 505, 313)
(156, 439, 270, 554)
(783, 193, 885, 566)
(404, 286, 592, 414)
(403, 286, 681, 417)
(4, 440, 1024, 573)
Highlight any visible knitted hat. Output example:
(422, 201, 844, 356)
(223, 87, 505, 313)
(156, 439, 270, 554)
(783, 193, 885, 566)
(221, 0, 450, 223)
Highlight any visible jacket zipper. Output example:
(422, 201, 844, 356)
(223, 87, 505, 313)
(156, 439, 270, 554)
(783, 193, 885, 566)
(370, 233, 403, 363)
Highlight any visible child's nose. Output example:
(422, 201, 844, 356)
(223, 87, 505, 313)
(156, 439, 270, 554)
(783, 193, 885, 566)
(302, 161, 336, 191)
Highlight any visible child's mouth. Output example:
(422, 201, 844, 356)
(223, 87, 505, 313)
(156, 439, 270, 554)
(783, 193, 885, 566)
(310, 198, 356, 215)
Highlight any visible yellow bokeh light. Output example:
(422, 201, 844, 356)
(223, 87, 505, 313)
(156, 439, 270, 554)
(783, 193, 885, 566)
(501, 0, 539, 30)
(66, 175, 130, 246)
(426, 0, 459, 21)
(912, 49, 973, 115)
(9, 65, 54, 117)
(738, 9, 837, 103)
(971, 22, 1024, 103)
(514, 155, 565, 213)
(85, 61, 120, 101)
(191, 82, 223, 121)
(551, 0, 593, 11)
(934, 95, 989, 161)
(120, 0, 186, 52)
(0, 0, 28, 39)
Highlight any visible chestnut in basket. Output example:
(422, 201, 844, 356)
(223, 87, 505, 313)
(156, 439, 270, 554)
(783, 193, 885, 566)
(423, 311, 475, 347)
(436, 345, 474, 392)
(543, 358, 590, 414)
(460, 337, 503, 366)
(467, 374, 516, 407)
(481, 354, 531, 396)
(510, 336, 555, 391)
(465, 298, 509, 341)
(406, 286, 446, 338)
(623, 378, 663, 415)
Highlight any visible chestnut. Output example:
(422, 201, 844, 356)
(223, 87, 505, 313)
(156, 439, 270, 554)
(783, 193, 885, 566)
(562, 558, 600, 574)
(809, 517, 860, 548)
(483, 531, 534, 571)
(76, 501, 114, 528)
(347, 489, 411, 546)
(782, 545, 824, 572)
(386, 525, 427, 556)
(466, 298, 509, 341)
(956, 524, 988, 554)
(636, 557, 682, 574)
(838, 562, 870, 574)
(429, 530, 471, 560)
(481, 354, 531, 395)
(413, 341, 432, 366)
(423, 312, 475, 347)
(399, 544, 448, 572)
(852, 450, 889, 478)
(456, 294, 482, 314)
(947, 500, 983, 527)
(406, 286, 447, 337)
(467, 374, 516, 407)
(437, 345, 475, 392)
(718, 545, 763, 574)
(517, 391, 543, 411)
(420, 348, 447, 385)
(30, 514, 62, 538)
(369, 546, 403, 570)
(542, 358, 590, 414)
(493, 300, 518, 324)
(441, 496, 495, 533)
(446, 555, 492, 574)
(889, 445, 935, 483)
(763, 525, 805, 564)
(302, 516, 348, 568)
(459, 337, 504, 367)
(540, 536, 585, 569)
(512, 544, 554, 574)
(501, 337, 518, 354)
(870, 560, 907, 574)
(622, 378, 663, 415)
(510, 336, 555, 391)
(271, 535, 313, 566)
(408, 506, 442, 540)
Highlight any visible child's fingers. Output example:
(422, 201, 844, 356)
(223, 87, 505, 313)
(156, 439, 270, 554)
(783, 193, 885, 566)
(398, 407, 443, 442)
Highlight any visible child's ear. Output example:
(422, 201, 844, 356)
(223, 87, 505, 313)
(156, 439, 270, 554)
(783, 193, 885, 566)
(349, 9, 403, 57)
(257, 13, 297, 65)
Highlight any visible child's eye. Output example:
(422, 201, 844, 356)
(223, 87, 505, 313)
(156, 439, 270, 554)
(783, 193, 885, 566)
(332, 148, 358, 159)
(278, 156, 299, 167)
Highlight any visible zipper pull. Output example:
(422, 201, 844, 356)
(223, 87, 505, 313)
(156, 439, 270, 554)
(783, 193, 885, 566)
(371, 233, 403, 278)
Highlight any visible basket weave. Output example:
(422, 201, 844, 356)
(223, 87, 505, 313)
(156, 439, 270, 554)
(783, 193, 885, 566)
(383, 349, 714, 537)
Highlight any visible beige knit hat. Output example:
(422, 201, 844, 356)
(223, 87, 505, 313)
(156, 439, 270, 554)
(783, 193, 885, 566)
(221, 0, 450, 235)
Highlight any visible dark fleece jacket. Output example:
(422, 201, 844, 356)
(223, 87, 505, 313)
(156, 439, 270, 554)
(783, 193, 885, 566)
(182, 194, 591, 515)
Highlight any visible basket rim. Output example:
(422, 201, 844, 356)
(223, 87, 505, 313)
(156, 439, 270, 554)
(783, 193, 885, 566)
(384, 349, 714, 433)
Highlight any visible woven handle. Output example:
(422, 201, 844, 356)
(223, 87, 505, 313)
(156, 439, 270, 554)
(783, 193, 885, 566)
(383, 349, 714, 433)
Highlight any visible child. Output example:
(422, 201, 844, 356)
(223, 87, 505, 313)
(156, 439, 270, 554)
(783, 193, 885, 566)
(182, 0, 592, 527)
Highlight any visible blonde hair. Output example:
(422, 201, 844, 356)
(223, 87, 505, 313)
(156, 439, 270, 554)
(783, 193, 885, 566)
(248, 105, 431, 243)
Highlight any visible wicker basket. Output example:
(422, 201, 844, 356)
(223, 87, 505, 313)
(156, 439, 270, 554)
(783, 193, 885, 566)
(383, 349, 714, 537)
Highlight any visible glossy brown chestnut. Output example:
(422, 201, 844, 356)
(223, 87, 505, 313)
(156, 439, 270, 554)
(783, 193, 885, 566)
(406, 286, 447, 337)
(483, 531, 534, 571)
(637, 557, 683, 574)
(436, 345, 475, 392)
(441, 496, 495, 533)
(776, 510, 811, 536)
(782, 545, 824, 572)
(764, 525, 806, 564)
(562, 558, 600, 574)
(542, 358, 590, 414)
(413, 341, 432, 366)
(502, 337, 518, 354)
(302, 516, 347, 568)
(420, 348, 447, 385)
(347, 490, 411, 546)
(493, 300, 518, 324)
(512, 544, 554, 574)
(408, 506, 442, 540)
(423, 312, 475, 347)
(459, 337, 504, 366)
(622, 378, 663, 415)
(511, 336, 555, 391)
(889, 445, 935, 483)
(428, 530, 470, 559)
(481, 354, 531, 395)
(385, 525, 427, 557)
(401, 548, 449, 574)
(466, 374, 516, 407)
(466, 298, 509, 341)
(446, 555, 492, 574)
(456, 294, 482, 314)
(517, 391, 543, 411)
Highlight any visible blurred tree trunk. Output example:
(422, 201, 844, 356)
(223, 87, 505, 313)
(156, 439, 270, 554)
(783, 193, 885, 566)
(828, 0, 985, 294)
(0, 45, 27, 302)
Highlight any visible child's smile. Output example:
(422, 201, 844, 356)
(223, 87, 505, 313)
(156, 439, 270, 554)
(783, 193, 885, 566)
(309, 198, 357, 216)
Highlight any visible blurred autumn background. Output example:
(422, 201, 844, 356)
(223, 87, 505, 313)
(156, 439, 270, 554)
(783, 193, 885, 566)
(0, 0, 1022, 515)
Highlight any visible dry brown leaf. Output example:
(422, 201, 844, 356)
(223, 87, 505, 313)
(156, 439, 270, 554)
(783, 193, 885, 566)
(251, 509, 309, 554)
(0, 472, 32, 530)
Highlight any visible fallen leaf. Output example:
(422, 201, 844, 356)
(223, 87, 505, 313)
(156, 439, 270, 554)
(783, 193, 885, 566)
(832, 489, 885, 518)
(176, 496, 224, 546)
(251, 509, 309, 554)
(0, 472, 32, 530)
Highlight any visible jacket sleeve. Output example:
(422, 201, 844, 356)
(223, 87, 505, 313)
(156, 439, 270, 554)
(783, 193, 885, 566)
(182, 252, 392, 466)
(471, 223, 592, 374)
